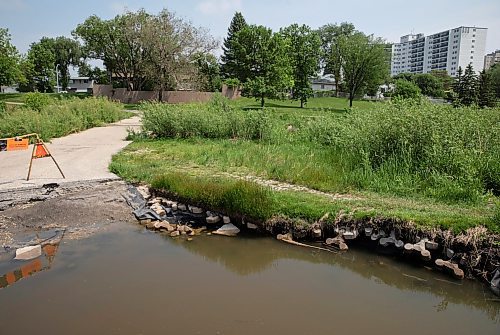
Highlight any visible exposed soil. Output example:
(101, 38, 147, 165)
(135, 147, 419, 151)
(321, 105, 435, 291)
(0, 180, 136, 250)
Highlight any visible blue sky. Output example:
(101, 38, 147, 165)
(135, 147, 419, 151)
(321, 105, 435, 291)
(1, 0, 499, 55)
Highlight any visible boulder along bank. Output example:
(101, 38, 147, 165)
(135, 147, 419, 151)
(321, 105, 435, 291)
(134, 185, 500, 291)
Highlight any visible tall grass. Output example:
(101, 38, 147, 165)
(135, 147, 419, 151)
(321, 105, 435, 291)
(141, 96, 500, 203)
(0, 97, 128, 141)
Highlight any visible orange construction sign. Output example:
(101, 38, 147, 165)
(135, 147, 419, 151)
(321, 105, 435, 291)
(6, 138, 29, 151)
(34, 142, 51, 159)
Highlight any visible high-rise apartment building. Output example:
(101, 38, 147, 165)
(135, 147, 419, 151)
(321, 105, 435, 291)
(391, 27, 487, 77)
(484, 50, 500, 70)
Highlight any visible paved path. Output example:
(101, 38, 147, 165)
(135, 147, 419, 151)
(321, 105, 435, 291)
(0, 116, 141, 191)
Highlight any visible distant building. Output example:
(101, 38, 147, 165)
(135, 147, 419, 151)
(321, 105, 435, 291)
(0, 85, 19, 93)
(391, 26, 487, 77)
(68, 77, 94, 93)
(311, 76, 336, 91)
(484, 50, 500, 70)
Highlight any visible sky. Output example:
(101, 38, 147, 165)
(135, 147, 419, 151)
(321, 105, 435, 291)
(1, 0, 499, 56)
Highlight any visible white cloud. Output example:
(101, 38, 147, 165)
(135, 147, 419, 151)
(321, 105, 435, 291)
(196, 0, 242, 16)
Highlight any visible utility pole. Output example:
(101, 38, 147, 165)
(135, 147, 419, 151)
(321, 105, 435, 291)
(55, 64, 60, 93)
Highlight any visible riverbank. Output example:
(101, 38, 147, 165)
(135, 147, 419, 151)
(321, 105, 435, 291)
(110, 96, 499, 285)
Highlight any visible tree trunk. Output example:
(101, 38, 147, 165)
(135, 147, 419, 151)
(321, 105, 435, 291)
(300, 99, 304, 108)
(158, 89, 163, 102)
(261, 94, 265, 107)
(349, 92, 354, 107)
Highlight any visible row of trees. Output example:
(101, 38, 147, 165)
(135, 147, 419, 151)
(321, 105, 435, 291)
(220, 13, 389, 107)
(392, 64, 499, 107)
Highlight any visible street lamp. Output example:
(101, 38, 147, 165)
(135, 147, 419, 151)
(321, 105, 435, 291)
(55, 64, 60, 93)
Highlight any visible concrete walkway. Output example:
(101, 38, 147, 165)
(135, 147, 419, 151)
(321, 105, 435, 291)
(0, 116, 141, 191)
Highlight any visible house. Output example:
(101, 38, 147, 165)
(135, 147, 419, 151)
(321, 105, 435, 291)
(68, 77, 94, 93)
(1, 85, 19, 93)
(310, 76, 336, 91)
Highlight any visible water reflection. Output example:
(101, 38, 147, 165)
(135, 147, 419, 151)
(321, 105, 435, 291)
(0, 243, 60, 290)
(167, 233, 500, 322)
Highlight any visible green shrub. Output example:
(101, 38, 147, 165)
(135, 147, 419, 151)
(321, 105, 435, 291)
(393, 79, 422, 100)
(142, 96, 271, 140)
(0, 101, 5, 114)
(24, 92, 53, 112)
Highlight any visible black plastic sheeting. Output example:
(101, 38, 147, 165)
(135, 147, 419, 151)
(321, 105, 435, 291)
(491, 267, 500, 297)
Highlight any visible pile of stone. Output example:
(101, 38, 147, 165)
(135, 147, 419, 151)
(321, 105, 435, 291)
(134, 186, 249, 239)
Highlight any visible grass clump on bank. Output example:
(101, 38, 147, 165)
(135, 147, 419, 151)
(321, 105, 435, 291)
(152, 172, 274, 221)
(0, 96, 130, 141)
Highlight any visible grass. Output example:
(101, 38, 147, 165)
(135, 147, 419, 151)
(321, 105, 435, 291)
(0, 97, 131, 141)
(0, 92, 91, 103)
(110, 95, 500, 234)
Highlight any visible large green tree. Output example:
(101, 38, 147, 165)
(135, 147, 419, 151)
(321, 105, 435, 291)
(220, 12, 247, 80)
(318, 22, 355, 96)
(22, 39, 56, 92)
(413, 73, 444, 97)
(74, 11, 150, 90)
(281, 24, 321, 108)
(0, 28, 23, 88)
(461, 64, 478, 106)
(488, 63, 500, 99)
(52, 36, 81, 90)
(338, 32, 389, 107)
(478, 70, 496, 108)
(141, 9, 217, 100)
(233, 25, 293, 107)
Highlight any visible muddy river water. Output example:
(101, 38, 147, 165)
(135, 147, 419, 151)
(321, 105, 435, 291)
(1, 221, 498, 335)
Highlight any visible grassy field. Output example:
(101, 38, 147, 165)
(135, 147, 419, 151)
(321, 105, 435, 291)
(110, 95, 500, 233)
(0, 92, 91, 103)
(0, 96, 130, 141)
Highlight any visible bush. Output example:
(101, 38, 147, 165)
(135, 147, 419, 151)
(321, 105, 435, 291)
(393, 79, 422, 100)
(142, 95, 270, 140)
(24, 92, 53, 112)
(0, 101, 5, 114)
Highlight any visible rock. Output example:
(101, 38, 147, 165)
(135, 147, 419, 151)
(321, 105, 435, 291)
(177, 225, 185, 233)
(343, 230, 358, 240)
(435, 259, 464, 279)
(139, 219, 152, 225)
(187, 238, 193, 242)
(222, 216, 231, 224)
(154, 221, 174, 231)
(137, 185, 151, 199)
(404, 239, 431, 261)
(378, 231, 404, 249)
(206, 215, 221, 224)
(213, 223, 240, 237)
(15, 245, 42, 260)
(172, 204, 178, 211)
(189, 206, 203, 214)
(177, 204, 187, 211)
(425, 240, 439, 251)
(371, 230, 386, 241)
(364, 227, 373, 237)
(170, 231, 180, 237)
(153, 208, 166, 216)
(446, 248, 455, 259)
(246, 222, 258, 230)
(207, 233, 212, 236)
(277, 233, 293, 241)
(325, 237, 348, 251)
(146, 222, 156, 230)
(165, 200, 174, 207)
(181, 231, 187, 236)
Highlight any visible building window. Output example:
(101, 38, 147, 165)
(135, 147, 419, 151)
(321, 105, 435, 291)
(472, 40, 475, 43)
(321, 84, 325, 89)
(471, 56, 474, 59)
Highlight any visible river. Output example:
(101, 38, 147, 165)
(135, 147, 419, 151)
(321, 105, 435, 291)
(0, 221, 498, 334)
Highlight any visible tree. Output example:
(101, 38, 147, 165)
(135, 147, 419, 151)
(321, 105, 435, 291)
(281, 24, 321, 108)
(23, 39, 56, 92)
(478, 70, 496, 108)
(74, 11, 150, 90)
(393, 79, 421, 99)
(140, 9, 217, 100)
(393, 72, 415, 82)
(0, 28, 23, 88)
(78, 63, 109, 84)
(430, 70, 453, 91)
(488, 64, 500, 99)
(233, 25, 293, 107)
(413, 73, 444, 97)
(220, 12, 247, 80)
(461, 64, 478, 106)
(52, 37, 81, 90)
(339, 32, 389, 107)
(196, 53, 222, 92)
(318, 22, 355, 97)
(453, 66, 465, 103)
